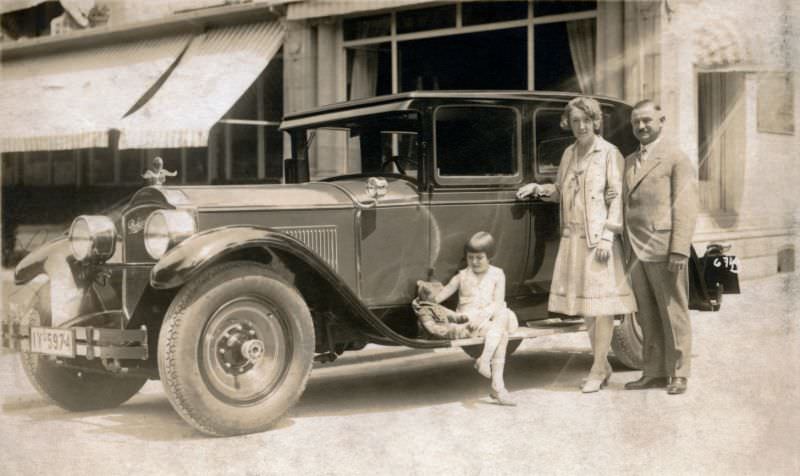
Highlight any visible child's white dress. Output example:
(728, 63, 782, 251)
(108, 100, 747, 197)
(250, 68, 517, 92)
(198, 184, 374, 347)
(447, 265, 519, 337)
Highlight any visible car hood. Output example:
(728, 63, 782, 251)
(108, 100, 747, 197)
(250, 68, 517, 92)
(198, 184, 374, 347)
(127, 179, 418, 211)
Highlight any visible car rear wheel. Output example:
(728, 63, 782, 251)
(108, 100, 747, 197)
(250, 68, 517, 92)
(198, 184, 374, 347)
(611, 313, 644, 369)
(19, 283, 146, 411)
(158, 261, 315, 436)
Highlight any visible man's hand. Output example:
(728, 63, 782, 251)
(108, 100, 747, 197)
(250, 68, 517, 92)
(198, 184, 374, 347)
(595, 239, 612, 263)
(516, 183, 541, 200)
(668, 253, 688, 272)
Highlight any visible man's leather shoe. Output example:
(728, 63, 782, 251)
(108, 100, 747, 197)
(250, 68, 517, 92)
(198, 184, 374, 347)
(624, 376, 669, 390)
(667, 377, 688, 395)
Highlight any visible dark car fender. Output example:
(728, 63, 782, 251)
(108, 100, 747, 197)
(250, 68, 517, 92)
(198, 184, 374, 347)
(150, 226, 444, 349)
(14, 237, 71, 285)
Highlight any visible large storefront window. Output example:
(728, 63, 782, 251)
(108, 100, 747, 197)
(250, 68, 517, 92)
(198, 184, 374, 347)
(214, 55, 284, 183)
(343, 1, 598, 98)
(51, 150, 76, 185)
(535, 19, 596, 93)
(120, 149, 144, 184)
(90, 148, 114, 184)
(399, 28, 527, 91)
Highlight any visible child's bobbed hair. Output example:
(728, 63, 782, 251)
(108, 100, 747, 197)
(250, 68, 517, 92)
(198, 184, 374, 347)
(465, 231, 496, 257)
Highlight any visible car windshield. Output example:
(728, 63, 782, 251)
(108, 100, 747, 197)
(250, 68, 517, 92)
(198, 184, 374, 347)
(304, 112, 421, 182)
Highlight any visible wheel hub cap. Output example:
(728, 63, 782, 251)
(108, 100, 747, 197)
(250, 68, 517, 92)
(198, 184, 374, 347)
(202, 297, 291, 404)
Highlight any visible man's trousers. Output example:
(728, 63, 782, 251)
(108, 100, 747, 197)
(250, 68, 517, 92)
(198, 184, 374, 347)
(629, 258, 692, 378)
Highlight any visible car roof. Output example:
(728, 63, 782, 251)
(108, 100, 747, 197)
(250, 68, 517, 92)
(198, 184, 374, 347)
(280, 90, 630, 130)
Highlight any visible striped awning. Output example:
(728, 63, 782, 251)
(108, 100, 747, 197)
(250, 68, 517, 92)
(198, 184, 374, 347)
(0, 34, 191, 152)
(287, 0, 441, 20)
(116, 21, 284, 149)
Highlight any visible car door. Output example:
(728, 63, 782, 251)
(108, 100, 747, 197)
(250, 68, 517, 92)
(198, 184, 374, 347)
(425, 103, 529, 296)
(349, 128, 430, 307)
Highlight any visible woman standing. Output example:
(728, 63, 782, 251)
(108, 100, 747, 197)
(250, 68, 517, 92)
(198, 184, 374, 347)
(516, 97, 637, 392)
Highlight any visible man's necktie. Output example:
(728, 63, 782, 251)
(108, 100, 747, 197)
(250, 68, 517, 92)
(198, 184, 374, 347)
(635, 147, 646, 174)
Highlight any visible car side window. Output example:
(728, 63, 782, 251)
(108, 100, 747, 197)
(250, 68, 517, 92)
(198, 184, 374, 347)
(434, 105, 520, 184)
(533, 108, 572, 176)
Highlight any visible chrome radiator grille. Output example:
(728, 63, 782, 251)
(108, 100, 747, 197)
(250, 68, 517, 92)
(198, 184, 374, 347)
(275, 225, 338, 271)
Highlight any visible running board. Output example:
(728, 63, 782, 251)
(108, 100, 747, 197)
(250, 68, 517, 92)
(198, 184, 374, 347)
(448, 321, 586, 348)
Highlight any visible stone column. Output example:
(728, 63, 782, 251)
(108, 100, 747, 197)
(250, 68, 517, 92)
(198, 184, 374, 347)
(596, 0, 625, 99)
(283, 20, 317, 160)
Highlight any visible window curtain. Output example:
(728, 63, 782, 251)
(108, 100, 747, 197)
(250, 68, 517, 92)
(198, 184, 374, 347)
(349, 46, 379, 100)
(566, 19, 597, 95)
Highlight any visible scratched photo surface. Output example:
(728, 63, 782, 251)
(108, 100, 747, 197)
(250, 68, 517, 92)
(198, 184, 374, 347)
(1, 1, 798, 475)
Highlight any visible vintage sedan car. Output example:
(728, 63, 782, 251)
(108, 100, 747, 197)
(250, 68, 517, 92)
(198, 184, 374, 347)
(1, 91, 736, 436)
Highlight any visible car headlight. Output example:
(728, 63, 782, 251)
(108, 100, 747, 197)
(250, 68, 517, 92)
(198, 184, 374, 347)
(69, 215, 117, 262)
(144, 210, 196, 259)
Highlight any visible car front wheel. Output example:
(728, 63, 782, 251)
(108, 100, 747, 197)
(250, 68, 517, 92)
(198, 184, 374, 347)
(19, 282, 146, 411)
(158, 261, 315, 436)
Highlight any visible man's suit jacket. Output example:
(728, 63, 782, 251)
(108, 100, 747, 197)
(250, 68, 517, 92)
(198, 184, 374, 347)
(623, 139, 698, 262)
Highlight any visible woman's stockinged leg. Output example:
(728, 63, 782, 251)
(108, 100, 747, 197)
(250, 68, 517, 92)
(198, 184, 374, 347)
(585, 315, 597, 354)
(582, 315, 614, 393)
(590, 315, 614, 375)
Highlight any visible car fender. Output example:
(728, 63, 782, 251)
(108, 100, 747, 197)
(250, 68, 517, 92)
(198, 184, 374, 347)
(150, 226, 444, 349)
(14, 237, 70, 285)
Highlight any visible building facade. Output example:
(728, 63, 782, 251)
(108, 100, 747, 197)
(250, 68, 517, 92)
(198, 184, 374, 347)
(1, 0, 797, 278)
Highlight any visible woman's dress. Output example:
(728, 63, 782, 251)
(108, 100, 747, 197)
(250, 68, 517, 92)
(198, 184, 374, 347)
(548, 146, 637, 317)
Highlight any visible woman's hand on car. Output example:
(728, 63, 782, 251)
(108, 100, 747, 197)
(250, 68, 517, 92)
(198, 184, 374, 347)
(517, 183, 554, 200)
(516, 183, 541, 199)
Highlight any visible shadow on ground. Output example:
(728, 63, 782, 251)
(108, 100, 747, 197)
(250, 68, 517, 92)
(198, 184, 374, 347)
(2, 345, 637, 441)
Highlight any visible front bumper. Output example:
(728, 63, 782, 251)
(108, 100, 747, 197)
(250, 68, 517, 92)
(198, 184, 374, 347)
(1, 313, 148, 361)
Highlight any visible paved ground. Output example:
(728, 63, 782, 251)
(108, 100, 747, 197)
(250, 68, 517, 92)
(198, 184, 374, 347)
(1, 271, 798, 475)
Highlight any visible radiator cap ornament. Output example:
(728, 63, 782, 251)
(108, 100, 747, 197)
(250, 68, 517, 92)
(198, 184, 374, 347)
(143, 156, 178, 186)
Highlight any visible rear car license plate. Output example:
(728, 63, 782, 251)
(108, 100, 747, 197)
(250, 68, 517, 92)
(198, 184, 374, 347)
(30, 327, 76, 357)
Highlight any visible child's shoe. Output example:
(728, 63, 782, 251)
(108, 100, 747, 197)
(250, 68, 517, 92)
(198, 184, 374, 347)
(489, 388, 517, 406)
(474, 358, 491, 379)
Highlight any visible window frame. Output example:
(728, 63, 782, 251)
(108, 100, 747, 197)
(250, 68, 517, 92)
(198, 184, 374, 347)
(341, 1, 598, 94)
(432, 104, 523, 187)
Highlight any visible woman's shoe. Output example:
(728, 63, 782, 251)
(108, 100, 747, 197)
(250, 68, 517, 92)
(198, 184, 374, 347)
(489, 388, 517, 406)
(583, 362, 613, 388)
(582, 368, 612, 393)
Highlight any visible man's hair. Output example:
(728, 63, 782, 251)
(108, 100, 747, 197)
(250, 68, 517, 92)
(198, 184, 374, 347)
(465, 231, 496, 257)
(560, 96, 603, 132)
(632, 99, 662, 112)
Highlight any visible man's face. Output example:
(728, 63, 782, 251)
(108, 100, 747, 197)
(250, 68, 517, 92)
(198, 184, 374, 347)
(630, 105, 664, 145)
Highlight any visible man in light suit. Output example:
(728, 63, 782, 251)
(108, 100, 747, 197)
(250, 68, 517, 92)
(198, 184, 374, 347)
(622, 100, 698, 395)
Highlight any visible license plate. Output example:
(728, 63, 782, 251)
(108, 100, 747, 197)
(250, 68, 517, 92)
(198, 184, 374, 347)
(30, 327, 76, 358)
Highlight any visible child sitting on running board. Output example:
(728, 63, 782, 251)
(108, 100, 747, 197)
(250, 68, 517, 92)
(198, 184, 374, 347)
(435, 231, 519, 406)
